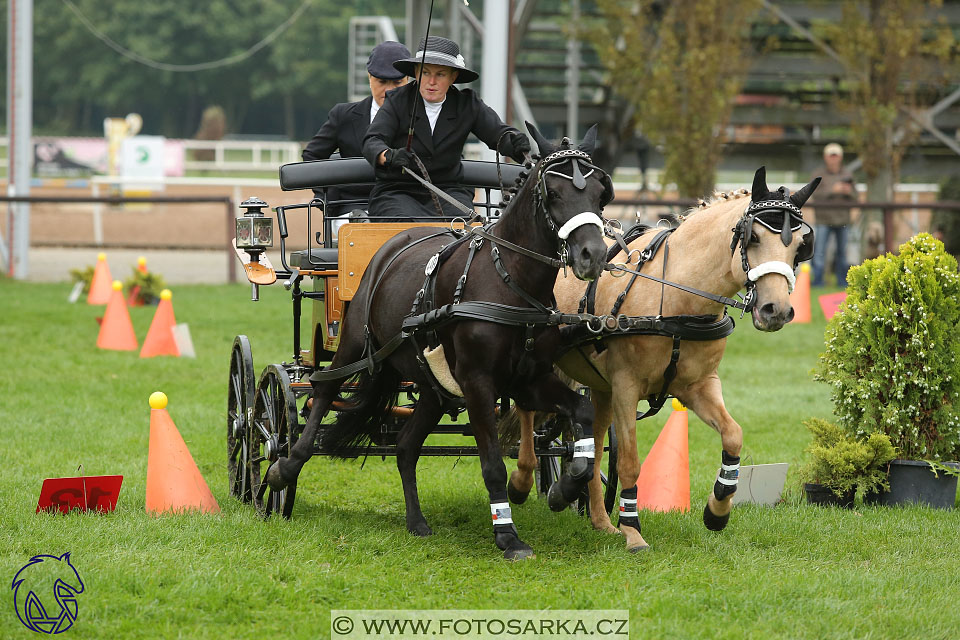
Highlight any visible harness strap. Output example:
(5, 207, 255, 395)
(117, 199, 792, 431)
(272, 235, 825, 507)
(453, 237, 481, 304)
(638, 335, 682, 420)
(605, 262, 747, 311)
(490, 244, 552, 313)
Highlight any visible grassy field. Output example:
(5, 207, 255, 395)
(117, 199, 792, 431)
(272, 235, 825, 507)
(1, 278, 958, 639)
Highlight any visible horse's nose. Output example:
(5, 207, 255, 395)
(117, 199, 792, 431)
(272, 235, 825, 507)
(758, 302, 794, 326)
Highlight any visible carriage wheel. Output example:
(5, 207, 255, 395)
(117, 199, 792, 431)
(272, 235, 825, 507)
(227, 335, 255, 502)
(249, 365, 299, 519)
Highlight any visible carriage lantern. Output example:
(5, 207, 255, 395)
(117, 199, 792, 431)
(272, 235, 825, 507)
(236, 196, 273, 255)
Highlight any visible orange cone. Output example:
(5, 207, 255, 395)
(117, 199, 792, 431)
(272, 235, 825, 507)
(140, 289, 180, 358)
(635, 399, 690, 512)
(789, 263, 811, 323)
(137, 256, 148, 273)
(145, 392, 220, 515)
(97, 281, 138, 351)
(87, 252, 113, 305)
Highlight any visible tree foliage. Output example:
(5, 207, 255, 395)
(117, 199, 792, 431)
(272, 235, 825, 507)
(802, 418, 896, 497)
(816, 0, 957, 194)
(0, 0, 401, 138)
(587, 0, 760, 197)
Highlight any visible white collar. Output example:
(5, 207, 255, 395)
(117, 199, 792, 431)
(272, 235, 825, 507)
(370, 99, 381, 124)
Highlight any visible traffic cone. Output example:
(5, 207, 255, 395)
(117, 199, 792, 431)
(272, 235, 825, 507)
(635, 398, 690, 512)
(137, 256, 148, 273)
(145, 392, 220, 515)
(127, 257, 149, 306)
(87, 252, 113, 305)
(140, 289, 180, 358)
(790, 263, 812, 323)
(97, 281, 138, 351)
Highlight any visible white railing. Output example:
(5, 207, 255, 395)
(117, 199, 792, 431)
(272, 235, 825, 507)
(180, 139, 302, 171)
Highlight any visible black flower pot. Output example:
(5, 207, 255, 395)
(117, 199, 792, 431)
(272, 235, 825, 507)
(804, 483, 855, 508)
(864, 459, 960, 509)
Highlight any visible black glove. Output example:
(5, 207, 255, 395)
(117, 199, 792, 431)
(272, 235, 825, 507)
(500, 131, 531, 163)
(384, 147, 415, 170)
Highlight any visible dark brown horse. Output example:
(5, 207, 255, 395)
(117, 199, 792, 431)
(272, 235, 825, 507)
(265, 124, 612, 559)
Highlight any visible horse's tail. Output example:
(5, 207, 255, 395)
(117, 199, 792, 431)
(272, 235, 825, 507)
(318, 366, 400, 458)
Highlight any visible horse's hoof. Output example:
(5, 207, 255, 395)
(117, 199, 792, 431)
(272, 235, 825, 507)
(503, 544, 535, 561)
(264, 460, 288, 491)
(507, 482, 530, 505)
(546, 481, 569, 512)
(408, 521, 434, 537)
(703, 503, 731, 531)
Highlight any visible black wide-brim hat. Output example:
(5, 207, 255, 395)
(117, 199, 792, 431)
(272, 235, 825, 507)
(393, 36, 479, 84)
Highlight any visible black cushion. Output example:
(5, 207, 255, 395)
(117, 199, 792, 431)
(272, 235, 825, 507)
(291, 248, 339, 269)
(280, 158, 524, 192)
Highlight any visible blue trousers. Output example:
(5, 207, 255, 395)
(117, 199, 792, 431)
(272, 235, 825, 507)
(812, 224, 849, 287)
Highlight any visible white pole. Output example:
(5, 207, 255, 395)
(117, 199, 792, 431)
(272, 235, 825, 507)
(481, 1, 509, 162)
(6, 0, 33, 279)
(566, 0, 580, 142)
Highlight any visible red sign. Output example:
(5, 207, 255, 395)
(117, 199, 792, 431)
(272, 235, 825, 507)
(818, 292, 848, 321)
(36, 476, 123, 514)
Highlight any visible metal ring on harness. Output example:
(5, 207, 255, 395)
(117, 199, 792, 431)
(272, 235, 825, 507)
(609, 263, 628, 277)
(586, 315, 604, 334)
(617, 314, 631, 331)
(602, 314, 619, 332)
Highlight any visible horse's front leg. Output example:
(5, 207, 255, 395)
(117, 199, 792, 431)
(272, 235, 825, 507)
(507, 409, 537, 505)
(585, 388, 618, 534)
(609, 373, 650, 552)
(462, 375, 535, 560)
(676, 373, 742, 531)
(514, 373, 595, 513)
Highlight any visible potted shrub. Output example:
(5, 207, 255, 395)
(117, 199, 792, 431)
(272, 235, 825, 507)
(801, 419, 895, 507)
(815, 233, 960, 508)
(124, 267, 167, 306)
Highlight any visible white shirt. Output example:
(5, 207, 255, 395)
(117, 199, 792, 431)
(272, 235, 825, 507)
(422, 98, 444, 133)
(370, 99, 381, 124)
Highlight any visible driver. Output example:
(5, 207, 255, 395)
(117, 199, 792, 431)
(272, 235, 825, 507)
(362, 36, 531, 219)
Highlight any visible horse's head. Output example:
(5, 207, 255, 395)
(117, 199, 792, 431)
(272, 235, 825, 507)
(525, 122, 610, 281)
(731, 167, 820, 331)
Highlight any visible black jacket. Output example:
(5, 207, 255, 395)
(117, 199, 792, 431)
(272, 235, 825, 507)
(302, 96, 374, 211)
(363, 83, 516, 187)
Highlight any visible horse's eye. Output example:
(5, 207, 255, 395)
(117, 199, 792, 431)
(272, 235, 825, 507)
(547, 189, 560, 201)
(750, 232, 760, 244)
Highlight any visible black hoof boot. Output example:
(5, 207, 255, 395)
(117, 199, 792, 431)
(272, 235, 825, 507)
(495, 525, 534, 561)
(703, 504, 731, 531)
(264, 458, 295, 491)
(547, 481, 570, 512)
(507, 481, 530, 505)
(407, 521, 434, 537)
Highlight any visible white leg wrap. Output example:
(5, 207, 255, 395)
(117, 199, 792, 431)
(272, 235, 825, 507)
(491, 502, 513, 525)
(573, 438, 595, 459)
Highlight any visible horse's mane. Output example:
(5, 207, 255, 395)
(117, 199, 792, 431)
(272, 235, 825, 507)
(678, 188, 751, 222)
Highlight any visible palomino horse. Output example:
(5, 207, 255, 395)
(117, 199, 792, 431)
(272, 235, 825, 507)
(265, 125, 612, 559)
(509, 167, 819, 551)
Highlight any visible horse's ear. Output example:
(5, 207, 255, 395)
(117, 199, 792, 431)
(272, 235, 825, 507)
(526, 121, 556, 156)
(751, 166, 769, 202)
(790, 176, 822, 208)
(578, 124, 599, 155)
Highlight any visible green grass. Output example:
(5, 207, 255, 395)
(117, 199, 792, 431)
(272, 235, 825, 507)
(1, 279, 958, 639)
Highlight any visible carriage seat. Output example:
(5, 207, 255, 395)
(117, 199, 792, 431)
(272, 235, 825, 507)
(290, 248, 339, 270)
(279, 157, 524, 191)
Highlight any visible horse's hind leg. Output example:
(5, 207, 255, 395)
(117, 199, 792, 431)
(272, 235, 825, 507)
(585, 389, 618, 534)
(676, 374, 742, 531)
(514, 374, 595, 513)
(264, 329, 366, 491)
(395, 390, 443, 536)
(507, 409, 536, 504)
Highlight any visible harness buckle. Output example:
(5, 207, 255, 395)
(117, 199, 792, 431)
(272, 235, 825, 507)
(602, 314, 619, 332)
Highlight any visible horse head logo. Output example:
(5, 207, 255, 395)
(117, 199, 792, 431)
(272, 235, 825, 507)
(11, 552, 84, 634)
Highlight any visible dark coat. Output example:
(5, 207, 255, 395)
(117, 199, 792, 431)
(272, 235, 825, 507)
(810, 166, 857, 227)
(302, 96, 374, 213)
(362, 83, 516, 217)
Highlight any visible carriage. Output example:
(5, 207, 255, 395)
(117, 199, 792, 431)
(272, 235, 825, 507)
(226, 155, 620, 521)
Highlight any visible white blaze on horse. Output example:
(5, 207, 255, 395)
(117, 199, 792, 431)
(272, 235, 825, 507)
(507, 167, 820, 552)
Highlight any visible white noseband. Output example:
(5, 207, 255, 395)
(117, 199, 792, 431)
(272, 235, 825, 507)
(557, 211, 604, 240)
(747, 261, 796, 293)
